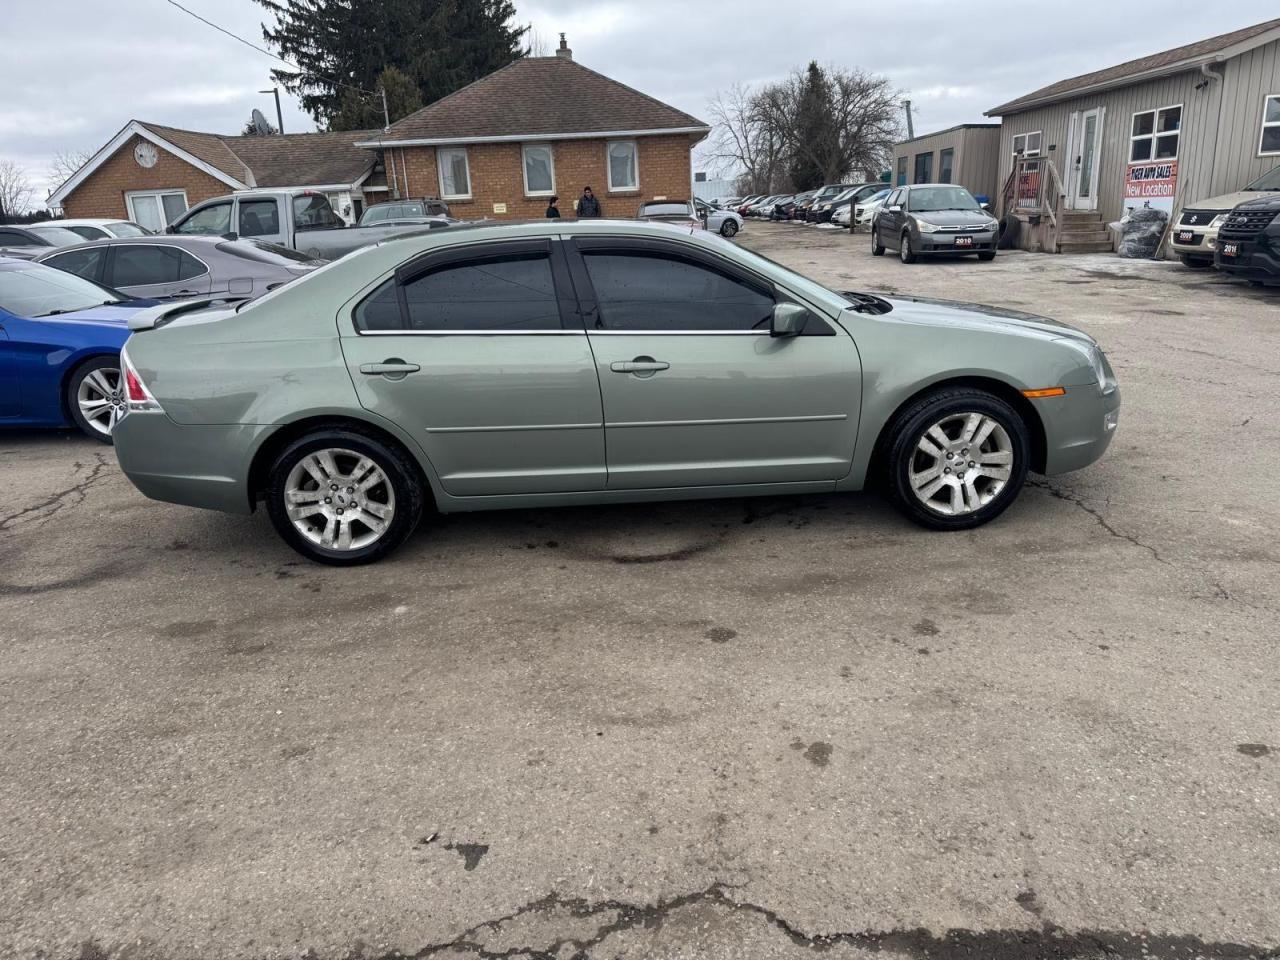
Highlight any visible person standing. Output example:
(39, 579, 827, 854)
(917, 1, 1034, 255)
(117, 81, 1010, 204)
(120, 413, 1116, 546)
(545, 195, 561, 218)
(577, 186, 601, 218)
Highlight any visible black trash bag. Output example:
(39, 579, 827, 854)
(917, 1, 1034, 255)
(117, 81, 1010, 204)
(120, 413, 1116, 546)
(1114, 206, 1168, 259)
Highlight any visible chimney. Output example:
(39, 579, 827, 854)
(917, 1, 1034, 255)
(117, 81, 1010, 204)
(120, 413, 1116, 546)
(556, 33, 573, 60)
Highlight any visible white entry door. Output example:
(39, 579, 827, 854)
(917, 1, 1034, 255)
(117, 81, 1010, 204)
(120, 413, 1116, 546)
(1069, 107, 1104, 211)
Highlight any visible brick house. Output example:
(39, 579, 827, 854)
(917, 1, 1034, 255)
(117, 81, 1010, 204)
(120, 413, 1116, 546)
(47, 121, 382, 229)
(355, 39, 709, 219)
(47, 39, 707, 227)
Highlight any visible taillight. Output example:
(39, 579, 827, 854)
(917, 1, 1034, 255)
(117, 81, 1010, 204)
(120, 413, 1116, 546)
(121, 350, 163, 413)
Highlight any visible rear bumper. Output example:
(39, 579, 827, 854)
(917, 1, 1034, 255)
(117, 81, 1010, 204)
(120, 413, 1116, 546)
(1035, 385, 1121, 475)
(113, 413, 270, 515)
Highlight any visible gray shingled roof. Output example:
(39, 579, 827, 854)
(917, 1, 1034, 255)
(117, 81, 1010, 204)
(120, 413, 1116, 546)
(362, 56, 708, 144)
(988, 17, 1280, 115)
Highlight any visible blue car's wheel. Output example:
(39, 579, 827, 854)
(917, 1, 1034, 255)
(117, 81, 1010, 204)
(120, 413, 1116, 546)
(66, 355, 124, 443)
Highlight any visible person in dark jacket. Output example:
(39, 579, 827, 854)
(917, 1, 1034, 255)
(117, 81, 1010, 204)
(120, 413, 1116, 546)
(577, 186, 601, 217)
(545, 196, 561, 218)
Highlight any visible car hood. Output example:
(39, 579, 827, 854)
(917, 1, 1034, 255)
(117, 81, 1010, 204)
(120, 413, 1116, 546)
(1232, 194, 1280, 213)
(875, 294, 1097, 346)
(910, 209, 996, 226)
(1185, 188, 1280, 212)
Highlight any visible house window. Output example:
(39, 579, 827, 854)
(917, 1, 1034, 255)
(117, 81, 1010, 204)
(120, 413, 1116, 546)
(1012, 131, 1042, 157)
(913, 152, 933, 183)
(896, 156, 907, 186)
(939, 148, 954, 184)
(606, 140, 638, 191)
(437, 147, 471, 200)
(1260, 94, 1280, 155)
(1131, 105, 1181, 162)
(124, 190, 187, 233)
(522, 144, 555, 196)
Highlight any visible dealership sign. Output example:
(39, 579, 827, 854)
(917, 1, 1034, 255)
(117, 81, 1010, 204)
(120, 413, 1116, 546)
(1123, 159, 1178, 214)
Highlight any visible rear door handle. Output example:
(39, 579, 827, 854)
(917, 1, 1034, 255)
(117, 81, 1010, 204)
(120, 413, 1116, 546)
(359, 359, 421, 377)
(610, 360, 669, 373)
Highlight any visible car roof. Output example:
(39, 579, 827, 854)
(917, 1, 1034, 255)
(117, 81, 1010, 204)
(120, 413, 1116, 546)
(52, 218, 134, 227)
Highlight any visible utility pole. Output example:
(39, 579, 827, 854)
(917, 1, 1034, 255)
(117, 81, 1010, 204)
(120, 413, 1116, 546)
(903, 99, 914, 140)
(259, 88, 284, 133)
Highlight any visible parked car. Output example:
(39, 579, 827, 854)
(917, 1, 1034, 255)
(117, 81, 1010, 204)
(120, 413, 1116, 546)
(1213, 194, 1280, 285)
(53, 218, 153, 241)
(735, 195, 764, 215)
(359, 198, 450, 225)
(0, 224, 88, 259)
(113, 220, 1119, 565)
(813, 183, 886, 224)
(854, 188, 892, 225)
(1171, 166, 1280, 267)
(806, 183, 867, 222)
(775, 192, 815, 220)
(35, 235, 324, 301)
(166, 189, 439, 260)
(872, 184, 1000, 263)
(636, 200, 705, 230)
(0, 257, 156, 441)
(694, 198, 744, 237)
(743, 196, 776, 217)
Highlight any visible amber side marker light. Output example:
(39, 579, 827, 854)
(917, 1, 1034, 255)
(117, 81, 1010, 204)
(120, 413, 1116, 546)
(1021, 387, 1067, 399)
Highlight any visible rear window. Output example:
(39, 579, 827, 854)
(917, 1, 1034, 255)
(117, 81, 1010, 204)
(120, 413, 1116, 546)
(640, 203, 693, 216)
(107, 222, 149, 237)
(28, 225, 86, 246)
(217, 239, 322, 265)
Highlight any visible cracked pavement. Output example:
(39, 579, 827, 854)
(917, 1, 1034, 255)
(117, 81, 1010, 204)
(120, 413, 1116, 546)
(1, 224, 1278, 959)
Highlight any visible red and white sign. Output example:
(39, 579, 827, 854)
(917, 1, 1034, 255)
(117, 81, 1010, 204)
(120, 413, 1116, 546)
(1122, 159, 1178, 214)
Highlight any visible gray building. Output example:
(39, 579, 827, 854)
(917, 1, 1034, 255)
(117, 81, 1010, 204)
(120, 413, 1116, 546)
(891, 124, 1001, 201)
(986, 17, 1280, 251)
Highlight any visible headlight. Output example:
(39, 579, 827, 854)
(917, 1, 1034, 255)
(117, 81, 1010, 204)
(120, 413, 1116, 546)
(1061, 339, 1117, 395)
(1209, 213, 1227, 228)
(986, 219, 1001, 231)
(914, 217, 939, 233)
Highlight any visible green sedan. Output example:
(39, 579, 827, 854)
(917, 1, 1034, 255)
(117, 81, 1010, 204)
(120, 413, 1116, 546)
(114, 221, 1120, 565)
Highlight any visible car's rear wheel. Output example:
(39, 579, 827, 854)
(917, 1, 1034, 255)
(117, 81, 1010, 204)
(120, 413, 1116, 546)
(883, 388, 1030, 531)
(720, 219, 739, 237)
(266, 429, 424, 565)
(871, 227, 886, 256)
(900, 232, 918, 264)
(66, 355, 124, 443)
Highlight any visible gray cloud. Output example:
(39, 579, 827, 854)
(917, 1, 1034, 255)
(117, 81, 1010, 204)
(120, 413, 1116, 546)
(2, 0, 1276, 204)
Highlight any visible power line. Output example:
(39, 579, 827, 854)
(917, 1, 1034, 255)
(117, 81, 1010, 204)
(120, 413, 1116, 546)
(162, 0, 380, 97)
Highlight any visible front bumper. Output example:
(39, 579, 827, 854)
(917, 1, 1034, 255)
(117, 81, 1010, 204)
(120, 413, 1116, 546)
(1035, 384, 1121, 475)
(1215, 234, 1280, 283)
(113, 412, 272, 515)
(916, 230, 997, 254)
(1169, 225, 1218, 257)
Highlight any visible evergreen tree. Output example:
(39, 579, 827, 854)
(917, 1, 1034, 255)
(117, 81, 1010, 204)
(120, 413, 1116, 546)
(788, 62, 831, 190)
(330, 67, 424, 131)
(257, 0, 526, 129)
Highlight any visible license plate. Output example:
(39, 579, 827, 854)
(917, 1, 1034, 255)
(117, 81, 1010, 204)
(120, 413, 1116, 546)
(954, 236, 973, 248)
(1221, 243, 1238, 257)
(1176, 230, 1194, 243)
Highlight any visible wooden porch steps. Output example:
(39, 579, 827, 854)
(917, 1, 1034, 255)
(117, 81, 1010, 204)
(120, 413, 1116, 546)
(1055, 210, 1111, 254)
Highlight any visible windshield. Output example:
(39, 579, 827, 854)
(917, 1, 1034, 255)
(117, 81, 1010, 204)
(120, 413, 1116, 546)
(216, 238, 324, 265)
(907, 185, 981, 212)
(28, 225, 87, 246)
(107, 221, 150, 237)
(1245, 166, 1280, 191)
(0, 260, 123, 317)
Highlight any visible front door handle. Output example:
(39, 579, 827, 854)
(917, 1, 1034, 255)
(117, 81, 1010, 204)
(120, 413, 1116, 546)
(610, 359, 669, 374)
(359, 359, 421, 379)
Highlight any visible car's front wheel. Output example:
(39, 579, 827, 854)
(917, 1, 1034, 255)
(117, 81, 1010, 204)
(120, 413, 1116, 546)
(871, 226, 886, 256)
(67, 355, 125, 443)
(265, 428, 425, 565)
(883, 388, 1030, 531)
(900, 232, 918, 264)
(721, 219, 739, 237)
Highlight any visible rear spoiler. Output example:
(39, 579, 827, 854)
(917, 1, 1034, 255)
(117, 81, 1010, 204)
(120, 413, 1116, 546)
(127, 296, 252, 332)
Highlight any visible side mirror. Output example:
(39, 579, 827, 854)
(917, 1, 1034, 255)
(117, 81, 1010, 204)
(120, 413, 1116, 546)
(770, 303, 809, 338)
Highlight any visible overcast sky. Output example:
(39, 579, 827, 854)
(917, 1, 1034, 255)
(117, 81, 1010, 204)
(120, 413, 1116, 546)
(2, 0, 1277, 205)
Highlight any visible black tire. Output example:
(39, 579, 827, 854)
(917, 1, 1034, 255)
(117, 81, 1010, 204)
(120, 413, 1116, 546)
(899, 231, 918, 264)
(882, 387, 1030, 531)
(265, 427, 425, 565)
(65, 354, 123, 444)
(720, 219, 739, 238)
(977, 251, 997, 262)
(997, 214, 1020, 249)
(871, 226, 886, 256)
(1179, 255, 1211, 269)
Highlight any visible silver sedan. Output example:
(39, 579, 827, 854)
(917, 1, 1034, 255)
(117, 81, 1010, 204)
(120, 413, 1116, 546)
(34, 235, 324, 301)
(694, 198, 744, 237)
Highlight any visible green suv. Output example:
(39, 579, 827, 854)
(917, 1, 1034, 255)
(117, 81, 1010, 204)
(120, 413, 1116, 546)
(114, 221, 1119, 564)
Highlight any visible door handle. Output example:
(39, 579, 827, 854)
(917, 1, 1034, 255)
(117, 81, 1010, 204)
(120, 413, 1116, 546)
(610, 359, 669, 374)
(359, 359, 421, 377)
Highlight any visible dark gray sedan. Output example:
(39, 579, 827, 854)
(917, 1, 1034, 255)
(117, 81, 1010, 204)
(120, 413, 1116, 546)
(872, 184, 1000, 263)
(34, 236, 324, 301)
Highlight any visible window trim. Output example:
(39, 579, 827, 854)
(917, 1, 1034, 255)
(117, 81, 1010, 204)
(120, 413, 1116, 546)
(1129, 103, 1182, 163)
(913, 151, 933, 184)
(1011, 130, 1042, 158)
(521, 143, 556, 197)
(436, 147, 472, 201)
(605, 139, 639, 193)
(124, 189, 188, 230)
(1259, 93, 1280, 157)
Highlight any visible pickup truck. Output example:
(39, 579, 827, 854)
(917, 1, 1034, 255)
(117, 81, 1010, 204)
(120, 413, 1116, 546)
(165, 189, 448, 260)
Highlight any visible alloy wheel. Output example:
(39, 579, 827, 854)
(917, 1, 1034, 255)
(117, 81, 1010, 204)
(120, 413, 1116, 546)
(76, 366, 125, 438)
(908, 412, 1014, 516)
(283, 447, 396, 552)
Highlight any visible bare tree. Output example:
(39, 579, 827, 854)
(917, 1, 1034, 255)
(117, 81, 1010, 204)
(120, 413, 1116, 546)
(706, 83, 788, 196)
(526, 27, 550, 57)
(0, 159, 35, 221)
(48, 148, 92, 192)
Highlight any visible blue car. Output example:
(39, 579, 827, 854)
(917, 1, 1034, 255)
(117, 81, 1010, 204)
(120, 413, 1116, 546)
(0, 257, 155, 442)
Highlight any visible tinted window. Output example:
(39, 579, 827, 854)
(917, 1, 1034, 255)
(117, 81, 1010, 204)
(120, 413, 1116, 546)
(0, 230, 39, 247)
(111, 245, 205, 286)
(44, 247, 106, 280)
(67, 225, 110, 241)
(401, 253, 560, 331)
(29, 225, 87, 246)
(354, 279, 402, 331)
(174, 202, 231, 235)
(0, 261, 121, 317)
(238, 199, 281, 237)
(582, 250, 774, 332)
